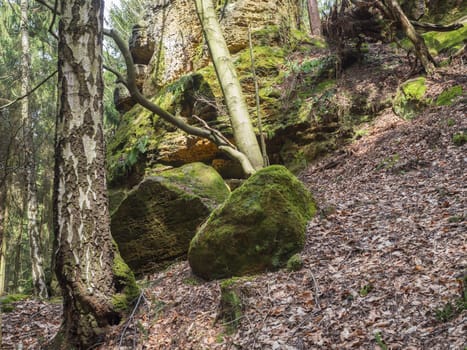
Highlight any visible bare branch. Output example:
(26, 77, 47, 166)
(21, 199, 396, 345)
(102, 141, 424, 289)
(0, 70, 58, 111)
(34, 0, 60, 14)
(411, 21, 463, 32)
(103, 28, 256, 175)
(103, 64, 128, 88)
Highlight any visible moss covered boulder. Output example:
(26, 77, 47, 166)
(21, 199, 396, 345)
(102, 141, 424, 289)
(393, 77, 428, 120)
(188, 165, 316, 280)
(111, 163, 230, 275)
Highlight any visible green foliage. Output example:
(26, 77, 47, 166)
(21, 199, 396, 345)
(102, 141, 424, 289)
(359, 284, 373, 297)
(452, 132, 467, 146)
(374, 331, 388, 350)
(286, 253, 303, 272)
(0, 294, 29, 312)
(434, 273, 467, 322)
(376, 154, 400, 171)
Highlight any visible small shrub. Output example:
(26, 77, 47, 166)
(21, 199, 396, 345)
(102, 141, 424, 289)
(286, 254, 303, 272)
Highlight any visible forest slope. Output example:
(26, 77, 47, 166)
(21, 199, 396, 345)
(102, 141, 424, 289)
(2, 52, 466, 350)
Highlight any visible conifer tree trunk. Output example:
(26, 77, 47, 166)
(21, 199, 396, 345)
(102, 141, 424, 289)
(307, 0, 322, 36)
(194, 0, 264, 171)
(20, 0, 48, 299)
(51, 0, 137, 347)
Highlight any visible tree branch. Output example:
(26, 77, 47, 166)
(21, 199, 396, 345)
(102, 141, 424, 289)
(0, 70, 58, 111)
(34, 0, 60, 14)
(103, 64, 128, 88)
(103, 28, 256, 175)
(411, 21, 463, 32)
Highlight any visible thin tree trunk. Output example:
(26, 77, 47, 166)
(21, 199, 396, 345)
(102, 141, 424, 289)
(384, 0, 435, 74)
(20, 0, 48, 299)
(0, 203, 7, 295)
(0, 190, 6, 295)
(307, 0, 322, 36)
(194, 0, 264, 171)
(51, 0, 137, 347)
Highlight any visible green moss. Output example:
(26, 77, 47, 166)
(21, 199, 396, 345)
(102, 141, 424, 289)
(111, 246, 139, 313)
(218, 277, 247, 333)
(0, 294, 29, 312)
(393, 77, 428, 119)
(452, 132, 467, 146)
(189, 165, 316, 280)
(436, 85, 463, 106)
(423, 24, 467, 56)
(286, 253, 303, 271)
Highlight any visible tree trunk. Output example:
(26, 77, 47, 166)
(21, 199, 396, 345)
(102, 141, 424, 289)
(51, 0, 138, 347)
(384, 0, 435, 74)
(0, 202, 7, 295)
(194, 0, 264, 171)
(20, 0, 48, 299)
(0, 190, 6, 295)
(307, 0, 322, 36)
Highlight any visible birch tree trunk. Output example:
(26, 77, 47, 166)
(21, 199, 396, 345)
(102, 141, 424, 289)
(307, 0, 322, 36)
(51, 0, 138, 347)
(20, 0, 48, 299)
(194, 0, 264, 171)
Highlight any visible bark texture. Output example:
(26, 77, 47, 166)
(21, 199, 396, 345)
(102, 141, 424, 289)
(52, 0, 137, 347)
(384, 0, 436, 74)
(20, 0, 48, 299)
(194, 0, 264, 170)
(307, 0, 322, 36)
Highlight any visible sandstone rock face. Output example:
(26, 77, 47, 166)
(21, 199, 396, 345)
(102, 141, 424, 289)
(144, 0, 300, 87)
(114, 83, 136, 113)
(129, 24, 156, 64)
(111, 163, 230, 275)
(188, 165, 316, 280)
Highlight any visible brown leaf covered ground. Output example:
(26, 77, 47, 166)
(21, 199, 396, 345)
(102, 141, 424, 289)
(1, 50, 466, 350)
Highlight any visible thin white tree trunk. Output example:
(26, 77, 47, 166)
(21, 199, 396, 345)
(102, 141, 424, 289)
(20, 0, 48, 299)
(194, 0, 264, 171)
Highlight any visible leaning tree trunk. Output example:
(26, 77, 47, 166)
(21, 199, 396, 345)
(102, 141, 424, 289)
(51, 0, 138, 348)
(194, 0, 264, 171)
(20, 0, 48, 299)
(307, 0, 322, 36)
(384, 0, 435, 74)
(0, 202, 7, 295)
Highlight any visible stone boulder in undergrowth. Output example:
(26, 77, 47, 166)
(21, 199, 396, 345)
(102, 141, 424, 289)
(188, 165, 316, 280)
(111, 163, 230, 275)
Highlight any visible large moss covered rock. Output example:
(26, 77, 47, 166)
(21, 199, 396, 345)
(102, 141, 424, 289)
(188, 165, 316, 280)
(111, 163, 230, 275)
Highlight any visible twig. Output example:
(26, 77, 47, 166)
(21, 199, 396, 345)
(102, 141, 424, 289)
(103, 64, 129, 88)
(0, 70, 58, 111)
(118, 290, 148, 348)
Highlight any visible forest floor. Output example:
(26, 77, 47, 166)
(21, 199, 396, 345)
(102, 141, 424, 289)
(1, 50, 466, 349)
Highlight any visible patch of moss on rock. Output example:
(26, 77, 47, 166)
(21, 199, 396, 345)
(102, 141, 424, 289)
(188, 165, 316, 280)
(393, 77, 428, 119)
(436, 85, 463, 106)
(111, 245, 139, 312)
(423, 23, 467, 56)
(111, 163, 230, 275)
